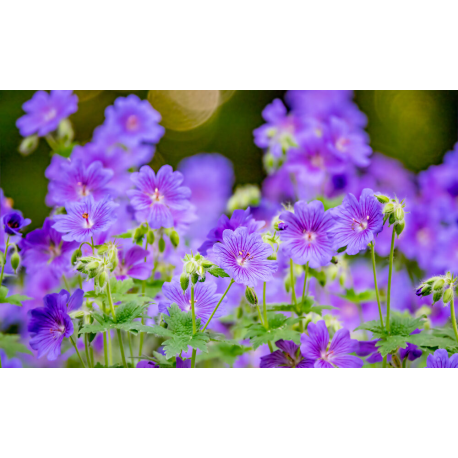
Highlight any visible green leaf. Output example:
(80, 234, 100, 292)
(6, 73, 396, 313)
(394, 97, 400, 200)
(408, 332, 458, 352)
(355, 320, 387, 338)
(196, 341, 251, 366)
(162, 334, 210, 359)
(0, 333, 32, 358)
(54, 142, 76, 158)
(308, 268, 327, 287)
(337, 288, 376, 304)
(376, 336, 407, 357)
(0, 286, 8, 301)
(0, 291, 33, 307)
(390, 313, 425, 336)
(207, 266, 230, 278)
(164, 303, 202, 335)
(115, 302, 148, 324)
(112, 231, 134, 239)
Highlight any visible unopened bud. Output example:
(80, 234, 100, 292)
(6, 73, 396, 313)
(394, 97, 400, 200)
(389, 213, 396, 225)
(180, 273, 189, 291)
(267, 253, 277, 261)
(245, 287, 258, 305)
(71, 248, 82, 265)
(70, 310, 85, 319)
(11, 252, 20, 272)
(330, 256, 338, 265)
(191, 272, 199, 284)
(384, 203, 394, 214)
(186, 262, 196, 274)
(433, 290, 443, 304)
(201, 260, 213, 269)
(19, 135, 39, 156)
(170, 230, 179, 248)
(147, 230, 155, 245)
(375, 194, 390, 204)
(443, 288, 453, 304)
(86, 261, 100, 271)
(395, 219, 405, 236)
(98, 272, 108, 288)
(158, 237, 166, 253)
(433, 279, 445, 291)
(274, 220, 288, 231)
(395, 207, 405, 221)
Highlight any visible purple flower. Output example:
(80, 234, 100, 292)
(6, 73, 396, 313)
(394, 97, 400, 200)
(399, 343, 422, 362)
(127, 165, 192, 229)
(176, 357, 191, 368)
(260, 340, 314, 368)
(199, 208, 265, 255)
(104, 94, 165, 146)
(159, 279, 224, 325)
(19, 218, 78, 278)
(53, 195, 118, 242)
(16, 90, 78, 137)
(136, 360, 159, 368)
(212, 227, 278, 287)
(278, 200, 334, 267)
(47, 159, 115, 206)
(2, 211, 31, 236)
(329, 188, 383, 255)
(426, 349, 458, 368)
(355, 339, 391, 364)
(114, 244, 152, 281)
(0, 349, 22, 368)
(300, 320, 363, 368)
(28, 289, 83, 360)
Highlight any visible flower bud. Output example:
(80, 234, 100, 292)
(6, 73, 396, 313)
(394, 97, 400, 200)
(245, 287, 258, 305)
(395, 219, 405, 236)
(274, 220, 288, 231)
(201, 260, 213, 269)
(330, 256, 338, 265)
(180, 273, 189, 291)
(158, 237, 166, 253)
(267, 253, 277, 261)
(433, 290, 443, 303)
(191, 272, 199, 284)
(57, 119, 75, 143)
(395, 207, 405, 221)
(443, 288, 453, 304)
(186, 262, 196, 274)
(389, 213, 396, 225)
(98, 271, 108, 288)
(383, 203, 394, 214)
(10, 252, 20, 272)
(86, 261, 100, 271)
(236, 306, 243, 319)
(147, 230, 155, 245)
(70, 310, 85, 319)
(71, 248, 82, 265)
(375, 194, 390, 204)
(433, 279, 445, 291)
(170, 230, 179, 248)
(19, 135, 39, 156)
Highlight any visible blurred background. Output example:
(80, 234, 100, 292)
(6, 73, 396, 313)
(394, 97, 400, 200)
(1, 90, 457, 230)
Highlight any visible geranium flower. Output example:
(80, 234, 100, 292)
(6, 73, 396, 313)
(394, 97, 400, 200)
(2, 211, 31, 236)
(426, 349, 458, 368)
(260, 340, 314, 368)
(114, 244, 152, 281)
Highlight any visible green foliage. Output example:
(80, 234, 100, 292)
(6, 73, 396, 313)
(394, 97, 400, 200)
(197, 341, 250, 366)
(245, 313, 301, 349)
(162, 334, 210, 359)
(0, 286, 32, 307)
(308, 268, 327, 287)
(267, 296, 335, 316)
(0, 333, 32, 358)
(337, 288, 376, 304)
(207, 266, 230, 278)
(376, 336, 408, 357)
(54, 142, 76, 158)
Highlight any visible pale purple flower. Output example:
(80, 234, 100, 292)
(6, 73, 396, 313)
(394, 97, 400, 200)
(260, 340, 314, 368)
(127, 165, 192, 229)
(300, 320, 363, 368)
(137, 360, 159, 368)
(53, 195, 118, 242)
(47, 159, 115, 206)
(279, 200, 334, 267)
(329, 188, 383, 255)
(426, 349, 458, 368)
(212, 227, 277, 287)
(114, 244, 152, 281)
(16, 90, 78, 137)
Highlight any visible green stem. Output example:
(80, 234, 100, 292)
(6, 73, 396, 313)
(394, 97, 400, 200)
(107, 330, 113, 366)
(128, 332, 134, 368)
(382, 355, 387, 368)
(45, 134, 59, 151)
(262, 283, 274, 353)
(256, 304, 264, 324)
(0, 236, 10, 285)
(290, 259, 297, 305)
(106, 278, 127, 368)
(138, 279, 147, 357)
(0, 353, 2, 368)
(90, 347, 94, 367)
(450, 294, 458, 343)
(370, 242, 384, 328)
(62, 274, 71, 292)
(202, 279, 235, 332)
(103, 332, 108, 367)
(116, 329, 127, 368)
(84, 334, 91, 368)
(386, 227, 396, 334)
(191, 284, 196, 368)
(70, 336, 86, 368)
(302, 262, 309, 302)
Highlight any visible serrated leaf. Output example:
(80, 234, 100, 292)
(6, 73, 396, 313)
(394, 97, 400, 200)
(0, 333, 32, 358)
(162, 334, 210, 359)
(355, 320, 387, 338)
(337, 288, 376, 304)
(164, 303, 202, 335)
(0, 292, 33, 307)
(207, 266, 230, 278)
(375, 336, 407, 357)
(196, 341, 249, 366)
(407, 333, 458, 352)
(390, 313, 425, 336)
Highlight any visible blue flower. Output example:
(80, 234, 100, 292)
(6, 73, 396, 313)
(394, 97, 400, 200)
(2, 211, 31, 236)
(260, 340, 314, 368)
(426, 349, 458, 368)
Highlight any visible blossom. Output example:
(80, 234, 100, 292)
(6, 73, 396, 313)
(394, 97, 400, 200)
(136, 360, 159, 368)
(2, 211, 31, 236)
(53, 195, 118, 242)
(28, 289, 84, 360)
(159, 279, 224, 325)
(104, 94, 165, 146)
(300, 320, 363, 368)
(199, 208, 265, 255)
(127, 165, 192, 229)
(176, 357, 191, 368)
(329, 188, 383, 255)
(47, 159, 115, 206)
(16, 90, 78, 137)
(260, 340, 314, 368)
(114, 244, 152, 281)
(426, 349, 458, 368)
(278, 200, 334, 267)
(212, 227, 277, 287)
(19, 218, 78, 278)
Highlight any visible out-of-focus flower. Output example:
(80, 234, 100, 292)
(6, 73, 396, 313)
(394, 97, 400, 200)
(0, 349, 22, 368)
(16, 90, 78, 137)
(53, 195, 118, 242)
(2, 211, 31, 237)
(213, 227, 277, 287)
(20, 218, 78, 279)
(176, 357, 191, 368)
(300, 320, 363, 368)
(127, 165, 192, 229)
(260, 339, 314, 368)
(426, 349, 458, 368)
(329, 188, 383, 255)
(114, 243, 152, 281)
(279, 200, 334, 267)
(136, 360, 159, 368)
(47, 159, 115, 206)
(28, 289, 83, 360)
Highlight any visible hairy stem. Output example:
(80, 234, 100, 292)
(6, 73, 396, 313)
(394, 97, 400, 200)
(103, 332, 108, 367)
(191, 283, 197, 368)
(370, 241, 384, 328)
(386, 227, 396, 334)
(290, 259, 297, 305)
(0, 236, 10, 285)
(450, 293, 458, 343)
(202, 279, 235, 332)
(106, 280, 127, 368)
(262, 282, 274, 353)
(70, 336, 86, 368)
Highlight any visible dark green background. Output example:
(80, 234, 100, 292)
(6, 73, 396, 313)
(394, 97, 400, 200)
(1, 90, 457, 231)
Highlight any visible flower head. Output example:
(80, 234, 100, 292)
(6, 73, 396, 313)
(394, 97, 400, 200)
(426, 349, 458, 368)
(19, 218, 78, 278)
(16, 90, 78, 137)
(47, 159, 115, 206)
(329, 188, 383, 255)
(159, 278, 224, 325)
(300, 320, 363, 368)
(136, 360, 159, 368)
(28, 289, 83, 360)
(279, 200, 334, 267)
(127, 165, 192, 229)
(2, 211, 31, 236)
(52, 195, 118, 242)
(260, 340, 314, 368)
(212, 227, 278, 287)
(114, 243, 152, 281)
